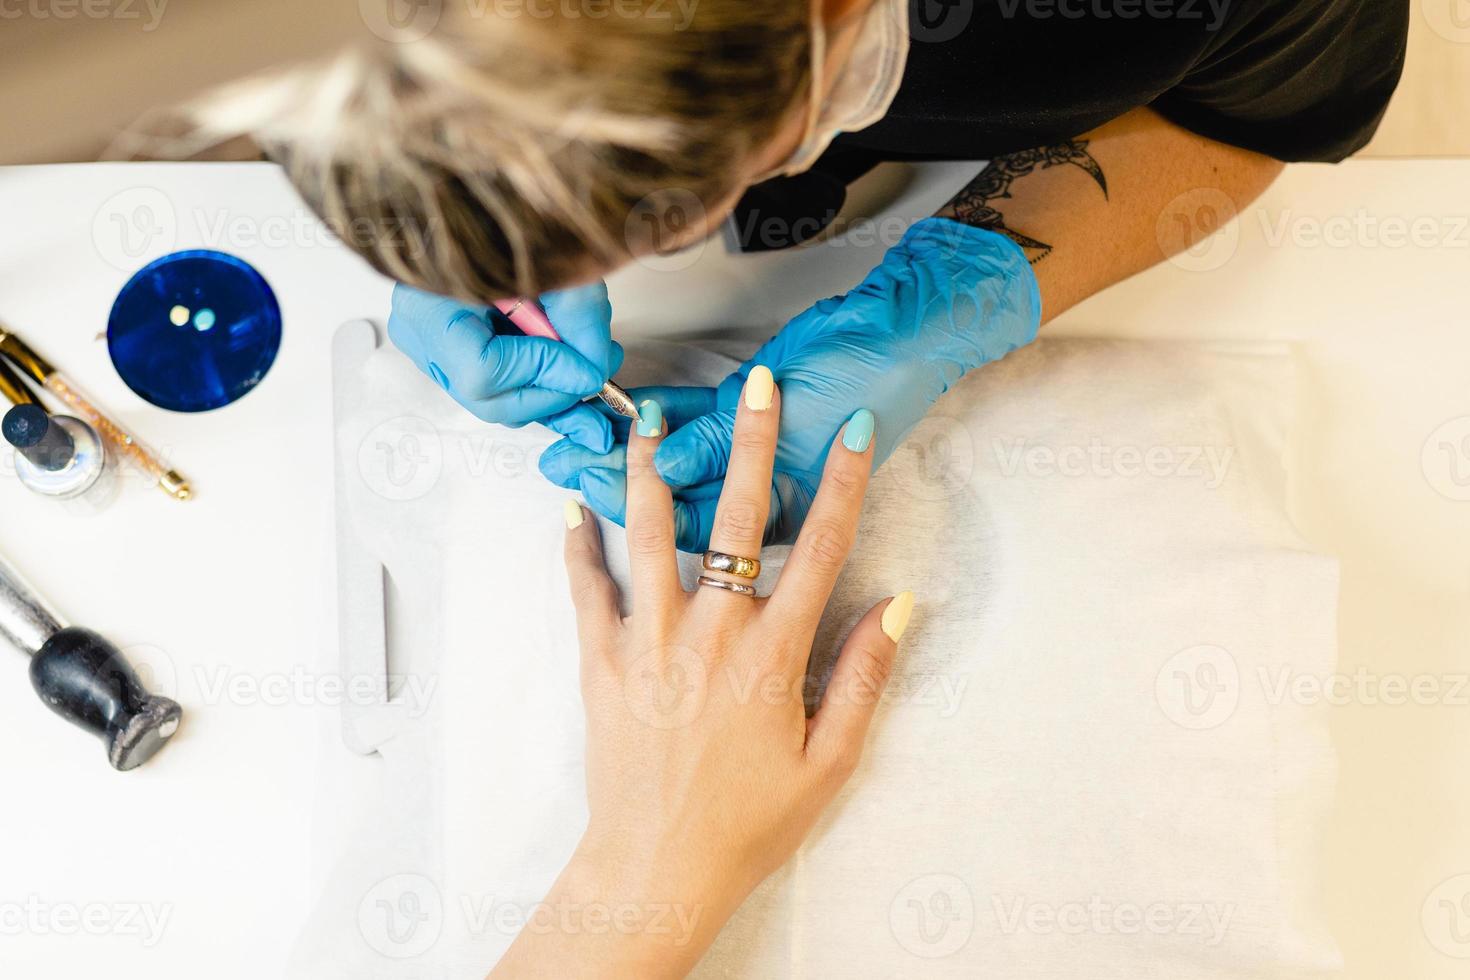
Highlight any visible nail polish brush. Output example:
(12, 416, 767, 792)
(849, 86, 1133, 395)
(0, 355, 37, 408)
(0, 325, 191, 501)
(493, 298, 639, 420)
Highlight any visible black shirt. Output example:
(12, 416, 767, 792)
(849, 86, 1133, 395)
(840, 0, 1408, 163)
(734, 0, 1407, 251)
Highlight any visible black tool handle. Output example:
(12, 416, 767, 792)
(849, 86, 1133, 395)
(29, 627, 181, 771)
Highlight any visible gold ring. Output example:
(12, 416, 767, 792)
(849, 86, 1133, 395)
(702, 550, 761, 580)
(697, 575, 757, 598)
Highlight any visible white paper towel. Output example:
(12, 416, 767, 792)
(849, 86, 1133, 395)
(298, 334, 1340, 980)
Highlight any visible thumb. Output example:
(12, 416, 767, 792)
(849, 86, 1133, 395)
(541, 281, 618, 377)
(806, 592, 914, 775)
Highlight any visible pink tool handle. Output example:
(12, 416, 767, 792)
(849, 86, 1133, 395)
(493, 299, 561, 342)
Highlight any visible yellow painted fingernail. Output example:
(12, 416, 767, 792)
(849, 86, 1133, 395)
(744, 365, 775, 412)
(563, 499, 585, 529)
(881, 591, 915, 642)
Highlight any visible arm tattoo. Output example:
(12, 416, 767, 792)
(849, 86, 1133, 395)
(945, 140, 1108, 264)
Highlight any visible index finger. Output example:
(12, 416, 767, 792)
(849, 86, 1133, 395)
(766, 409, 875, 635)
(624, 399, 682, 621)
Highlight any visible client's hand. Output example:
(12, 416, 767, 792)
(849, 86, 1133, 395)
(540, 218, 1041, 550)
(491, 367, 916, 980)
(389, 281, 624, 452)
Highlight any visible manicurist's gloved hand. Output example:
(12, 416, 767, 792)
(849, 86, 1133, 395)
(539, 385, 727, 550)
(388, 281, 624, 452)
(545, 217, 1041, 551)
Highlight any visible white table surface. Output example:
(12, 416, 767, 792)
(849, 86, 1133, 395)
(0, 159, 1466, 979)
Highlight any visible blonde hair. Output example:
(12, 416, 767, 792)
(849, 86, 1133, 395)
(178, 2, 811, 301)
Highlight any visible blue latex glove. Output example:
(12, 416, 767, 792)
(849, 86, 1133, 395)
(545, 217, 1041, 551)
(538, 386, 729, 550)
(388, 281, 624, 452)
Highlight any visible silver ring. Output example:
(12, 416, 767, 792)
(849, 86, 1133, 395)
(697, 575, 757, 598)
(702, 550, 761, 580)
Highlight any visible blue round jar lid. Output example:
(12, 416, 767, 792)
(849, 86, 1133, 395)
(107, 250, 282, 413)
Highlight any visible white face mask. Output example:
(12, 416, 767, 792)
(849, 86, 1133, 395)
(760, 0, 910, 180)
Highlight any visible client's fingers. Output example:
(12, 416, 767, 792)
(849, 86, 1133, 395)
(577, 469, 724, 554)
(704, 366, 780, 574)
(804, 592, 912, 774)
(562, 501, 621, 642)
(625, 398, 682, 618)
(768, 409, 875, 635)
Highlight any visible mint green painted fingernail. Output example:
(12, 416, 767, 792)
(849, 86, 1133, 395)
(636, 399, 663, 438)
(842, 409, 875, 453)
